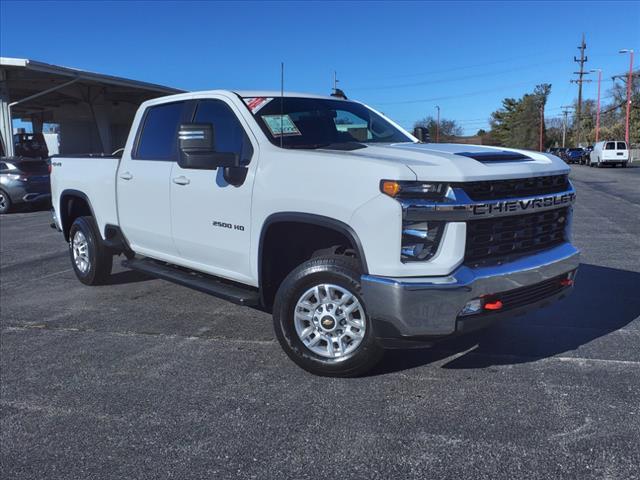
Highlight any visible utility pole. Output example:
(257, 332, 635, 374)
(332, 71, 338, 94)
(539, 105, 544, 151)
(561, 105, 573, 148)
(619, 49, 635, 145)
(570, 34, 591, 147)
(435, 105, 440, 143)
(589, 69, 602, 143)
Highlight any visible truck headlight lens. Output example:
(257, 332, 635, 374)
(401, 220, 444, 262)
(381, 180, 448, 200)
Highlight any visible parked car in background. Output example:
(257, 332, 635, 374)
(556, 147, 568, 161)
(13, 132, 50, 159)
(589, 141, 629, 167)
(582, 146, 594, 165)
(0, 158, 51, 213)
(565, 148, 584, 164)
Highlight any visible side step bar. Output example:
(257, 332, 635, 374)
(122, 258, 260, 307)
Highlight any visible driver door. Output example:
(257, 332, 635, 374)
(169, 98, 257, 284)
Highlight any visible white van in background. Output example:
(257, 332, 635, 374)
(589, 141, 629, 168)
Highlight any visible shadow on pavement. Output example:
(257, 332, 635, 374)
(374, 263, 640, 375)
(104, 269, 153, 286)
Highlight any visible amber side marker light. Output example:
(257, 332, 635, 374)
(381, 180, 401, 197)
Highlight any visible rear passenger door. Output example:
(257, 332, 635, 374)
(169, 97, 257, 284)
(117, 100, 191, 260)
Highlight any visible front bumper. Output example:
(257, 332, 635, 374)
(362, 243, 580, 340)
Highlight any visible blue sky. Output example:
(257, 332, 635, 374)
(1, 0, 638, 134)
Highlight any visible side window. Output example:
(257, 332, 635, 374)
(193, 100, 253, 165)
(0, 162, 6, 171)
(605, 142, 616, 150)
(617, 142, 627, 150)
(135, 101, 186, 160)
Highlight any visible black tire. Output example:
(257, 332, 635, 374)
(0, 190, 12, 214)
(273, 255, 383, 377)
(622, 163, 628, 168)
(68, 216, 113, 285)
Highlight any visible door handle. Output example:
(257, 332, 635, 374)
(119, 171, 133, 181)
(172, 176, 190, 186)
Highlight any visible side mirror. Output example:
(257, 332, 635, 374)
(413, 127, 429, 143)
(178, 123, 240, 170)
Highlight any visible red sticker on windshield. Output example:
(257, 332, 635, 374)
(244, 97, 273, 114)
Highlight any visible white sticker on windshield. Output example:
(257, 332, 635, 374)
(243, 97, 273, 114)
(262, 114, 301, 137)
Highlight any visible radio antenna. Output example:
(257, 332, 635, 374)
(280, 62, 284, 148)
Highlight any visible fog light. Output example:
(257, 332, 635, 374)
(401, 221, 444, 262)
(459, 298, 483, 316)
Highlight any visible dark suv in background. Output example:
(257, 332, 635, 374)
(0, 134, 51, 213)
(565, 148, 585, 164)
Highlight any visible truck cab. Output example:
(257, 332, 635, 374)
(50, 90, 580, 376)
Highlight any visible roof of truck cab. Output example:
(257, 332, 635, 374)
(232, 90, 348, 100)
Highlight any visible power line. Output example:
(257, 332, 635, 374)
(349, 60, 568, 92)
(369, 80, 538, 106)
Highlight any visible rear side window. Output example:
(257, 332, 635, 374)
(135, 102, 186, 160)
(193, 100, 253, 165)
(617, 142, 627, 150)
(605, 142, 616, 150)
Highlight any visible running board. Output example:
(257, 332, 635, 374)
(122, 258, 260, 307)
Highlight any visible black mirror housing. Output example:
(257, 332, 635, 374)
(179, 123, 214, 151)
(178, 123, 240, 170)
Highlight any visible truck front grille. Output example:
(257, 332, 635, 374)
(465, 208, 568, 264)
(458, 174, 569, 201)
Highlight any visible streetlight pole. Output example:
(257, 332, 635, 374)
(435, 105, 440, 143)
(590, 69, 602, 143)
(619, 49, 634, 145)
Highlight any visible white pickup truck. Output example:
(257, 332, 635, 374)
(50, 90, 579, 376)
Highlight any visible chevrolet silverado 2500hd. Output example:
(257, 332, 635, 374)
(50, 90, 579, 376)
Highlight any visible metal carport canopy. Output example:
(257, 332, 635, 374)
(0, 57, 184, 156)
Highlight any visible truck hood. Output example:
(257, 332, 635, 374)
(325, 143, 569, 182)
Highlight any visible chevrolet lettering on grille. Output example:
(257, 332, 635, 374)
(472, 192, 576, 216)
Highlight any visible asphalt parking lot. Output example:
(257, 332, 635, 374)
(1, 164, 639, 479)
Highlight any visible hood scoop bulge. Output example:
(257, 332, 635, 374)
(455, 151, 533, 162)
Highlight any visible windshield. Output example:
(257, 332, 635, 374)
(242, 96, 413, 149)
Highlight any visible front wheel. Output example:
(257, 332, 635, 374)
(273, 255, 383, 377)
(0, 190, 12, 214)
(68, 216, 113, 285)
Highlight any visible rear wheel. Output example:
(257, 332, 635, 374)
(69, 216, 113, 285)
(273, 255, 383, 377)
(0, 190, 12, 214)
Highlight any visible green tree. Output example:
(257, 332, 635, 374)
(488, 84, 552, 149)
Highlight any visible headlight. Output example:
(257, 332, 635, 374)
(380, 180, 448, 200)
(401, 220, 444, 262)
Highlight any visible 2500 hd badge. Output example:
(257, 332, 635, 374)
(212, 220, 245, 231)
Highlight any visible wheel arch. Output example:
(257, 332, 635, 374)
(258, 212, 368, 309)
(59, 189, 97, 241)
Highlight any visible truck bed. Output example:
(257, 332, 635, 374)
(50, 155, 121, 239)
